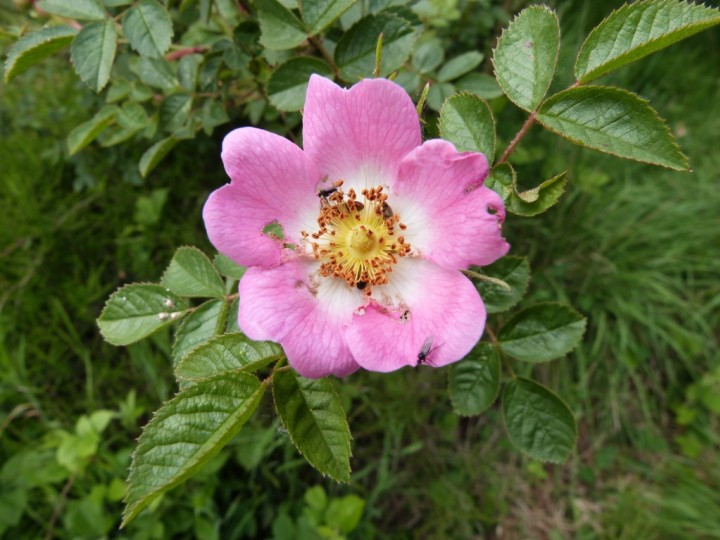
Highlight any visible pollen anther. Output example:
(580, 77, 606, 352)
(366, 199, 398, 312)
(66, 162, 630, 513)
(301, 183, 411, 294)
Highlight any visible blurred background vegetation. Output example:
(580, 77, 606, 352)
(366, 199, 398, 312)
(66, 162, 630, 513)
(1, 0, 719, 538)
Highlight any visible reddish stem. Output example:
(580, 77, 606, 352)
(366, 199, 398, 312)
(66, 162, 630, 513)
(165, 46, 208, 61)
(498, 111, 537, 164)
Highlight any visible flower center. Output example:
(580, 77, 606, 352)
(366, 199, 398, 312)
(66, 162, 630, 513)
(302, 182, 410, 294)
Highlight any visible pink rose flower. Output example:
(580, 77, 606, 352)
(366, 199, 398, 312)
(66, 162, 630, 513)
(203, 75, 509, 378)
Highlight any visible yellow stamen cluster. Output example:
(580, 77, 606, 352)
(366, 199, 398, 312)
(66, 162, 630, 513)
(302, 181, 410, 294)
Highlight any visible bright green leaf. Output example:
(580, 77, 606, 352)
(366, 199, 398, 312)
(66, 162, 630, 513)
(70, 19, 117, 92)
(471, 256, 530, 314)
(537, 86, 689, 170)
(273, 370, 351, 482)
(122, 373, 265, 526)
(213, 253, 246, 280)
(122, 0, 173, 58)
(139, 136, 180, 177)
(4, 26, 77, 83)
(256, 0, 308, 51)
(97, 284, 189, 346)
(301, 0, 356, 35)
(411, 37, 444, 73)
(455, 73, 504, 100)
(172, 300, 224, 366)
(498, 302, 586, 363)
(508, 171, 567, 217)
(439, 92, 495, 161)
(176, 334, 283, 381)
(38, 0, 105, 20)
(576, 0, 720, 83)
(335, 13, 418, 80)
(502, 378, 576, 462)
(448, 342, 501, 416)
(437, 51, 484, 82)
(67, 105, 119, 155)
(268, 57, 333, 112)
(162, 246, 225, 298)
(492, 5, 560, 112)
(325, 495, 365, 534)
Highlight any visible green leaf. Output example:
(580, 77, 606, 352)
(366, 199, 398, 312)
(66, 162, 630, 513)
(484, 162, 514, 202)
(213, 253, 246, 280)
(122, 373, 265, 526)
(256, 0, 308, 51)
(470, 256, 530, 314)
(537, 86, 689, 170)
(301, 0, 356, 35)
(122, 0, 173, 58)
(273, 370, 351, 482)
(448, 342, 500, 416)
(139, 136, 180, 177)
(135, 57, 177, 89)
(268, 57, 333, 112)
(576, 0, 720, 83)
(160, 93, 192, 132)
(455, 73, 503, 100)
(162, 246, 225, 298)
(439, 92, 495, 161)
(492, 5, 560, 112)
(37, 0, 105, 20)
(411, 37, 443, 73)
(437, 51, 484, 82)
(176, 334, 283, 382)
(498, 302, 586, 363)
(70, 20, 117, 92)
(335, 13, 417, 80)
(508, 171, 568, 217)
(4, 26, 77, 83)
(502, 378, 576, 463)
(426, 81, 455, 112)
(486, 163, 567, 216)
(172, 300, 224, 366)
(67, 105, 119, 155)
(97, 284, 189, 346)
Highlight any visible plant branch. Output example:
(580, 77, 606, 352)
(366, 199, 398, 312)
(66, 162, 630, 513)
(498, 111, 537, 164)
(309, 36, 339, 77)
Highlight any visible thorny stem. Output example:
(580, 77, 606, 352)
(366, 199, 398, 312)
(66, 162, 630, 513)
(497, 111, 537, 164)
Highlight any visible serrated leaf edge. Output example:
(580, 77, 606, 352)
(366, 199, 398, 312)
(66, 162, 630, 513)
(121, 373, 264, 526)
(491, 4, 561, 113)
(160, 245, 226, 298)
(272, 371, 352, 482)
(537, 85, 690, 171)
(501, 377, 578, 464)
(438, 91, 497, 163)
(448, 342, 501, 417)
(574, 0, 720, 83)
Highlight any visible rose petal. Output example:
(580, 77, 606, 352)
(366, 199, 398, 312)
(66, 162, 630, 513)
(391, 139, 509, 270)
(238, 259, 364, 378)
(204, 127, 320, 268)
(303, 75, 422, 194)
(345, 258, 486, 372)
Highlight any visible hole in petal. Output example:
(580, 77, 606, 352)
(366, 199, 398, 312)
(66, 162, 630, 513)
(262, 220, 285, 241)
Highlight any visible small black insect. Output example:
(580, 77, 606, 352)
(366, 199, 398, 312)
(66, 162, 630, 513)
(417, 336, 434, 365)
(317, 186, 339, 199)
(382, 202, 394, 220)
(356, 281, 367, 290)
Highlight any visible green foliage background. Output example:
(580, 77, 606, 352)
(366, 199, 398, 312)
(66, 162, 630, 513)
(1, 0, 719, 538)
